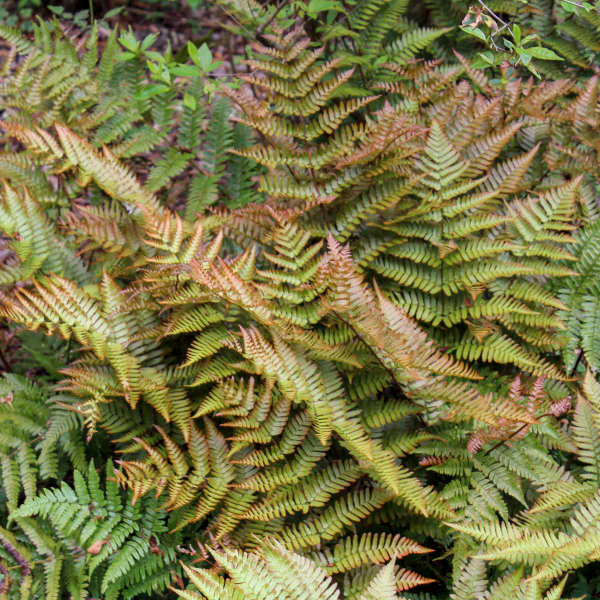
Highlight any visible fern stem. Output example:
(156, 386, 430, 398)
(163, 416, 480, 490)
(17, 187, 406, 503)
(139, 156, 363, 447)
(483, 410, 559, 456)
(440, 221, 445, 319)
(332, 310, 424, 422)
(570, 348, 584, 377)
(0, 346, 9, 372)
(65, 337, 72, 364)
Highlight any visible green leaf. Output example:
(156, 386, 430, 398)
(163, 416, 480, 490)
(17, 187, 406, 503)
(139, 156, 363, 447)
(116, 51, 136, 62)
(135, 83, 170, 100)
(169, 64, 203, 77)
(74, 9, 89, 23)
(525, 46, 564, 61)
(307, 0, 344, 15)
(518, 51, 532, 65)
(189, 41, 213, 71)
(183, 93, 197, 110)
(141, 33, 158, 51)
(197, 43, 213, 71)
(513, 24, 521, 46)
(146, 60, 160, 75)
(157, 66, 172, 84)
(104, 6, 125, 18)
(144, 51, 165, 63)
(119, 31, 139, 53)
(187, 40, 199, 62)
(524, 61, 541, 78)
(479, 51, 495, 64)
(561, 0, 579, 11)
(321, 23, 360, 41)
(460, 25, 487, 42)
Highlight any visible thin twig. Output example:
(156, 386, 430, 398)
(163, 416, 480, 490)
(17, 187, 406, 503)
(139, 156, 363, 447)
(477, 0, 512, 50)
(220, 5, 255, 40)
(226, 32, 238, 78)
(257, 0, 291, 37)
(561, 0, 595, 8)
(477, 0, 508, 27)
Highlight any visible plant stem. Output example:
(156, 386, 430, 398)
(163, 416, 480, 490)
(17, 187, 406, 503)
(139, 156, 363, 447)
(570, 348, 584, 377)
(477, 0, 508, 27)
(561, 0, 594, 7)
(476, 0, 512, 50)
(257, 0, 291, 37)
(483, 411, 558, 456)
(0, 345, 9, 372)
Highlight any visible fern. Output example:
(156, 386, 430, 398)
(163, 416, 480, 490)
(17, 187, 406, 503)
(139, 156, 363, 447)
(0, 14, 598, 600)
(230, 28, 577, 379)
(6, 460, 181, 600)
(176, 542, 408, 600)
(556, 220, 600, 373)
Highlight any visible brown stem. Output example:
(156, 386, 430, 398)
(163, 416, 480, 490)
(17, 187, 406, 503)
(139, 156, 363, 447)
(483, 423, 529, 456)
(483, 410, 557, 456)
(257, 0, 292, 37)
(227, 32, 238, 78)
(0, 341, 9, 371)
(570, 348, 584, 377)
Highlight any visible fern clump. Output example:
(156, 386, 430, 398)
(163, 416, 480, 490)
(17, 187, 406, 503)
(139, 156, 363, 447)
(177, 540, 433, 600)
(0, 12, 598, 600)
(6, 460, 180, 600)
(446, 372, 600, 587)
(229, 27, 582, 379)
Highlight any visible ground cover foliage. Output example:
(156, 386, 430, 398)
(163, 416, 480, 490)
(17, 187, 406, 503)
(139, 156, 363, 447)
(1, 1, 600, 598)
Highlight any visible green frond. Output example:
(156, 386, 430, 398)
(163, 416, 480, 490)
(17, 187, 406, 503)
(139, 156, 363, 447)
(384, 27, 453, 64)
(311, 533, 431, 574)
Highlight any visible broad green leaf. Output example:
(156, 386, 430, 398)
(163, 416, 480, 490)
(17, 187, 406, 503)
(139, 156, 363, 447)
(135, 83, 170, 100)
(460, 25, 487, 42)
(119, 31, 139, 53)
(308, 0, 344, 15)
(169, 64, 203, 77)
(104, 6, 125, 18)
(183, 93, 197, 110)
(141, 33, 158, 51)
(513, 24, 521, 46)
(525, 46, 564, 61)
